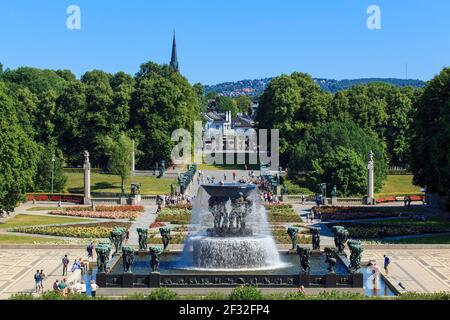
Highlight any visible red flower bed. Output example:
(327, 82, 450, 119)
(149, 221, 166, 228)
(65, 205, 144, 212)
(49, 210, 139, 220)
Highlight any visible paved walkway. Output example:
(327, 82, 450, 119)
(0, 249, 86, 299)
(127, 206, 157, 247)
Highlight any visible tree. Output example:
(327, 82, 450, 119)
(0, 81, 39, 212)
(33, 146, 67, 193)
(410, 68, 450, 198)
(288, 121, 388, 195)
(310, 147, 367, 196)
(235, 96, 252, 114)
(215, 96, 239, 118)
(104, 133, 133, 195)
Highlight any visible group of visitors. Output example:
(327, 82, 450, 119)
(34, 269, 46, 292)
(52, 279, 98, 297)
(367, 255, 391, 291)
(62, 255, 88, 276)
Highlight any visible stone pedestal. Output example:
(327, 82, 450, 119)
(122, 273, 134, 288)
(331, 197, 338, 206)
(96, 272, 107, 287)
(352, 273, 364, 288)
(83, 151, 91, 205)
(149, 272, 161, 288)
(299, 274, 310, 287)
(325, 273, 337, 288)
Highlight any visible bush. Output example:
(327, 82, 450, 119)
(147, 288, 178, 300)
(229, 286, 263, 300)
(9, 293, 35, 300)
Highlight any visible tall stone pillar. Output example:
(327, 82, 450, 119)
(367, 151, 375, 205)
(83, 150, 91, 205)
(131, 140, 136, 177)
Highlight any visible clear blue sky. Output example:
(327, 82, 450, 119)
(0, 0, 449, 85)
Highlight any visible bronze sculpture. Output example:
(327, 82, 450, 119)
(296, 246, 311, 274)
(122, 246, 135, 273)
(149, 246, 163, 272)
(95, 243, 111, 273)
(331, 226, 349, 255)
(159, 227, 172, 250)
(324, 247, 338, 273)
(347, 240, 363, 273)
(137, 228, 148, 251)
(109, 227, 126, 255)
(287, 227, 299, 250)
(310, 227, 321, 250)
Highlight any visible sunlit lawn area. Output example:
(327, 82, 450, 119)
(376, 175, 423, 197)
(364, 217, 450, 230)
(389, 234, 450, 244)
(26, 207, 58, 211)
(0, 234, 64, 244)
(64, 170, 176, 195)
(0, 214, 93, 229)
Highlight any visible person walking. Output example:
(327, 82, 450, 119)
(39, 269, 46, 292)
(90, 280, 98, 298)
(232, 172, 236, 181)
(384, 255, 391, 275)
(34, 270, 42, 293)
(62, 255, 69, 276)
(87, 242, 94, 261)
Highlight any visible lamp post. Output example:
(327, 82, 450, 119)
(51, 154, 55, 193)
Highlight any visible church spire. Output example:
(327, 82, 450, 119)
(170, 31, 179, 72)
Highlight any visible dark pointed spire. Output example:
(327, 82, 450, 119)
(170, 30, 179, 72)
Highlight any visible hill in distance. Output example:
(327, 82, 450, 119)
(204, 77, 425, 97)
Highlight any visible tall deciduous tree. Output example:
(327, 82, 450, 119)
(104, 133, 133, 195)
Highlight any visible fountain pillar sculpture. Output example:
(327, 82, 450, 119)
(367, 151, 375, 205)
(83, 150, 91, 205)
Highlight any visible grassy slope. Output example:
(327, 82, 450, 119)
(376, 175, 422, 197)
(0, 234, 64, 244)
(64, 170, 175, 195)
(0, 214, 93, 229)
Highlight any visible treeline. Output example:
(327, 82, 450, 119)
(256, 70, 449, 200)
(0, 62, 202, 211)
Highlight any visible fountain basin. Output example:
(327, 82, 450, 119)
(202, 183, 256, 198)
(188, 235, 283, 270)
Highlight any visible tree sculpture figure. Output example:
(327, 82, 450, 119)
(347, 240, 364, 273)
(296, 246, 311, 274)
(324, 247, 338, 274)
(149, 246, 163, 272)
(96, 243, 112, 273)
(311, 227, 321, 251)
(159, 227, 172, 250)
(109, 227, 126, 255)
(137, 228, 148, 251)
(287, 227, 299, 250)
(331, 226, 349, 255)
(122, 246, 136, 273)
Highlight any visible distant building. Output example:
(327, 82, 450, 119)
(203, 111, 256, 153)
(170, 31, 179, 73)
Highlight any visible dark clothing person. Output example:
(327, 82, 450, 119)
(62, 256, 69, 276)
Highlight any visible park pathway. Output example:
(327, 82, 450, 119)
(127, 205, 157, 247)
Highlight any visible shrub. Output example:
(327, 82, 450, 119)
(9, 293, 35, 300)
(147, 288, 178, 300)
(229, 286, 263, 300)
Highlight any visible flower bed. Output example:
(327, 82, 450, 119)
(266, 205, 302, 223)
(263, 203, 293, 210)
(155, 208, 191, 225)
(13, 222, 132, 239)
(65, 205, 144, 212)
(149, 221, 166, 228)
(316, 206, 405, 221)
(166, 203, 193, 210)
(328, 222, 448, 239)
(49, 210, 139, 220)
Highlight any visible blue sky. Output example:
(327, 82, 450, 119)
(0, 0, 449, 84)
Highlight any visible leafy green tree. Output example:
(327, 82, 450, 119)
(410, 68, 450, 198)
(33, 147, 67, 193)
(0, 82, 39, 211)
(235, 96, 252, 114)
(215, 96, 239, 118)
(104, 133, 133, 194)
(288, 121, 388, 195)
(310, 147, 367, 196)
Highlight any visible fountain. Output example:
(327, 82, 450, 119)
(181, 183, 284, 270)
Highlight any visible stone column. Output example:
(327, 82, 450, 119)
(131, 140, 136, 177)
(367, 151, 375, 205)
(83, 150, 91, 205)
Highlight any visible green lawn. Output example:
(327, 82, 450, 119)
(26, 207, 58, 211)
(64, 170, 176, 195)
(389, 234, 450, 244)
(0, 234, 64, 244)
(367, 218, 450, 229)
(0, 214, 93, 229)
(377, 175, 423, 197)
